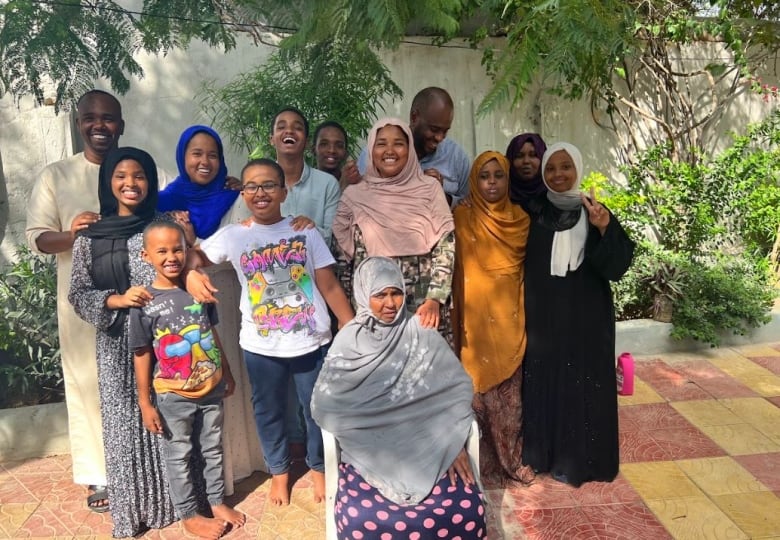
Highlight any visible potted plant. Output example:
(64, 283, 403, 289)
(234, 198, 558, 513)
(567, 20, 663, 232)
(644, 260, 684, 323)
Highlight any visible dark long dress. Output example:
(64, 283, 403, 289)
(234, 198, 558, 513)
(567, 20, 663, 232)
(522, 198, 634, 487)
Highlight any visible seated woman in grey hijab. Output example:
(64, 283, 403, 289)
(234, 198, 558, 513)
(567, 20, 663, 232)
(312, 256, 486, 540)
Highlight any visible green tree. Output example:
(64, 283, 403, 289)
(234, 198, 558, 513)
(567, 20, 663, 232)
(0, 0, 465, 111)
(476, 0, 780, 165)
(200, 38, 402, 160)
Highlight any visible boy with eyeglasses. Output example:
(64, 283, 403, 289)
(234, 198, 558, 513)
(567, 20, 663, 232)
(196, 158, 354, 507)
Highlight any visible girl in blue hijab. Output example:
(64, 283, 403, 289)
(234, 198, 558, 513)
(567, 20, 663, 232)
(158, 125, 239, 239)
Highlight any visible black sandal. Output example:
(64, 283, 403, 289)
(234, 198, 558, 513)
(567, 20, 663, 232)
(87, 484, 110, 513)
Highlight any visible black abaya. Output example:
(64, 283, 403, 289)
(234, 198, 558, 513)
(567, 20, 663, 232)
(522, 199, 634, 487)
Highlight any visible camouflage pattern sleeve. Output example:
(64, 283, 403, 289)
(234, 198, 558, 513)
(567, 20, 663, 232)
(335, 226, 368, 308)
(426, 231, 456, 304)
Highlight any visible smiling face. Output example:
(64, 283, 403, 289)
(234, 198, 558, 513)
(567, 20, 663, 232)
(111, 159, 149, 216)
(184, 132, 220, 185)
(270, 110, 307, 158)
(76, 93, 124, 164)
(142, 225, 187, 287)
(371, 125, 409, 178)
(477, 158, 509, 203)
(543, 150, 579, 193)
(512, 141, 542, 182)
(369, 286, 405, 323)
(314, 126, 347, 174)
(241, 163, 287, 224)
(410, 100, 453, 159)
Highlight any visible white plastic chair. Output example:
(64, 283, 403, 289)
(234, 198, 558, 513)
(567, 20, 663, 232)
(322, 419, 482, 540)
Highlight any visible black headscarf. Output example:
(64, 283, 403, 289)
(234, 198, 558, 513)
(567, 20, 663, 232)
(505, 132, 547, 206)
(81, 147, 159, 336)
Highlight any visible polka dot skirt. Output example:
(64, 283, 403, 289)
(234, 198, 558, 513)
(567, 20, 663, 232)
(335, 462, 487, 540)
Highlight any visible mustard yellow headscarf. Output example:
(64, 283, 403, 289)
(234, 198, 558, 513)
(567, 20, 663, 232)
(453, 151, 530, 393)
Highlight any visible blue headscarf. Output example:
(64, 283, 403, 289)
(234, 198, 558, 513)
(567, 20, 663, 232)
(157, 125, 238, 239)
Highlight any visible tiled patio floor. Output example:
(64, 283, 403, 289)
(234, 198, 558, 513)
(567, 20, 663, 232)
(2, 342, 780, 539)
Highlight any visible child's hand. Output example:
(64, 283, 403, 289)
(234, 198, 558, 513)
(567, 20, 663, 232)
(415, 299, 441, 329)
(186, 270, 219, 303)
(140, 403, 163, 434)
(120, 286, 153, 308)
(223, 369, 236, 398)
(170, 210, 197, 246)
(291, 215, 316, 231)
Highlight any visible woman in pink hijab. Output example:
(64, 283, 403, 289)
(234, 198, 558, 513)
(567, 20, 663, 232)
(332, 118, 455, 339)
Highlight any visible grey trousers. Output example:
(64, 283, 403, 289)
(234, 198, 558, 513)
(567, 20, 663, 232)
(157, 383, 225, 518)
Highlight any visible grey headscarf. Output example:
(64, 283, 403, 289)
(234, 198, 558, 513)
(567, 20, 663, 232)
(312, 257, 474, 505)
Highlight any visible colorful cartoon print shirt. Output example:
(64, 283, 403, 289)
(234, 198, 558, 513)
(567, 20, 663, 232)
(200, 217, 335, 358)
(129, 286, 222, 399)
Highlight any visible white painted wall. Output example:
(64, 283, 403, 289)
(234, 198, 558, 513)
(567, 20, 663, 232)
(1, 36, 777, 266)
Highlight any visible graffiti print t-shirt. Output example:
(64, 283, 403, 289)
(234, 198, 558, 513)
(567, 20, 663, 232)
(129, 286, 222, 399)
(200, 217, 335, 358)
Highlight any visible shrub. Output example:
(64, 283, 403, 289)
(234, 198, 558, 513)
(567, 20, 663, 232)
(0, 246, 63, 407)
(671, 256, 775, 347)
(586, 109, 780, 344)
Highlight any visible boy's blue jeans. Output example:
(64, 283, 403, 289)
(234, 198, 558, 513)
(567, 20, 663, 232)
(242, 346, 325, 475)
(157, 382, 225, 519)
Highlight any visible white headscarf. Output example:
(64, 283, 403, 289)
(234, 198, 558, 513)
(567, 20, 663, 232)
(541, 142, 589, 277)
(312, 257, 474, 505)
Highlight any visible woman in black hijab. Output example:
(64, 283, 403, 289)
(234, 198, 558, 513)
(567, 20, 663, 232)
(69, 147, 176, 538)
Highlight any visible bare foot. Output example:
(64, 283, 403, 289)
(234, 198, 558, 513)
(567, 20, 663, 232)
(181, 514, 226, 540)
(269, 472, 290, 506)
(312, 470, 326, 503)
(211, 503, 245, 529)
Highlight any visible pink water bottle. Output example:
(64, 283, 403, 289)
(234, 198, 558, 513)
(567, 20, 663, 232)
(616, 352, 635, 396)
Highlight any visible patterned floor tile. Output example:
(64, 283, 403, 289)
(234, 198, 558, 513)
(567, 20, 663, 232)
(670, 400, 743, 428)
(1, 457, 69, 476)
(731, 344, 780, 358)
(748, 356, 780, 376)
(580, 501, 672, 540)
(632, 360, 712, 401)
(708, 356, 780, 396)
(711, 491, 780, 538)
(733, 453, 780, 491)
(12, 504, 75, 537)
(673, 359, 758, 399)
(719, 398, 780, 442)
(620, 403, 695, 431)
(499, 475, 578, 510)
(644, 496, 747, 540)
(567, 474, 642, 506)
(0, 476, 36, 504)
(513, 506, 597, 539)
(647, 426, 727, 460)
(769, 396, 780, 409)
(620, 462, 702, 500)
(619, 429, 669, 463)
(617, 378, 666, 406)
(11, 473, 61, 502)
(698, 423, 780, 455)
(0, 503, 38, 537)
(676, 456, 767, 496)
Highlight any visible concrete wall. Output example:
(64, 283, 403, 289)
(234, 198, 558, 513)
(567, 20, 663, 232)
(1, 36, 778, 265)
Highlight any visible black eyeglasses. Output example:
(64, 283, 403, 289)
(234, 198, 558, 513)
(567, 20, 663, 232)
(242, 182, 282, 194)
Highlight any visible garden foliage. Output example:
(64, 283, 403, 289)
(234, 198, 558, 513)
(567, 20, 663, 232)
(0, 246, 63, 407)
(586, 108, 780, 345)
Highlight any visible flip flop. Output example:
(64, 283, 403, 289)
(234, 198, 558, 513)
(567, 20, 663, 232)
(87, 484, 110, 513)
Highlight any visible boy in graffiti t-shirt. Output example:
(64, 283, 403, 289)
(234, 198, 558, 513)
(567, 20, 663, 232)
(197, 158, 354, 506)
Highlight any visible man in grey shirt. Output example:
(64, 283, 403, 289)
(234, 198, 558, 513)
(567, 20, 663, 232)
(351, 87, 471, 205)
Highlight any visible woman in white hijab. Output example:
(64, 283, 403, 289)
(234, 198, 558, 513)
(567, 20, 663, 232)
(312, 256, 486, 540)
(521, 142, 635, 487)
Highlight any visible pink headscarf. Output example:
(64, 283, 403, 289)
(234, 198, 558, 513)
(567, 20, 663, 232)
(333, 118, 454, 260)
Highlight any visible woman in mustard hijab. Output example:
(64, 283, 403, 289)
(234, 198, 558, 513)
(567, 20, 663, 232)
(453, 151, 534, 485)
